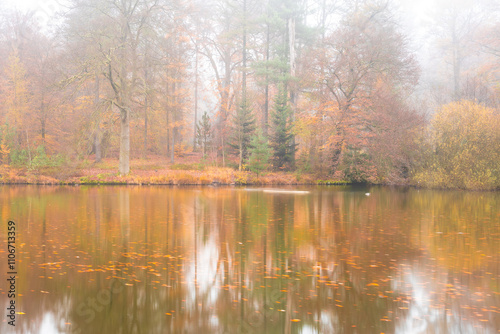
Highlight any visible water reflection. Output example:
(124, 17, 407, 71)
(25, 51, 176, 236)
(0, 186, 498, 333)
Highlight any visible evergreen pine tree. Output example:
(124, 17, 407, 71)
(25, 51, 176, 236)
(270, 85, 296, 170)
(248, 128, 271, 176)
(230, 97, 255, 170)
(196, 112, 212, 159)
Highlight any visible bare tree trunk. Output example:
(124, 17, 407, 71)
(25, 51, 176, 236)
(193, 42, 199, 150)
(219, 51, 232, 168)
(264, 11, 270, 138)
(452, 18, 461, 101)
(118, 12, 130, 175)
(242, 0, 247, 101)
(171, 81, 176, 164)
(239, 143, 243, 171)
(119, 109, 130, 174)
(144, 45, 149, 159)
(289, 17, 296, 84)
(171, 127, 175, 163)
(40, 98, 46, 144)
(239, 0, 247, 172)
(166, 114, 170, 157)
(165, 75, 170, 157)
(94, 72, 102, 163)
(144, 95, 148, 159)
(95, 123, 102, 163)
(288, 16, 296, 168)
(26, 129, 32, 166)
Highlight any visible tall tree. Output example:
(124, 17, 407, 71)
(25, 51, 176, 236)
(311, 1, 418, 175)
(248, 127, 271, 175)
(230, 97, 255, 170)
(269, 84, 295, 170)
(230, 0, 257, 171)
(196, 111, 213, 159)
(1, 49, 33, 163)
(196, 0, 240, 166)
(65, 0, 162, 174)
(426, 2, 486, 102)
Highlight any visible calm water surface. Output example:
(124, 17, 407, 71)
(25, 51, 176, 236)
(0, 186, 498, 333)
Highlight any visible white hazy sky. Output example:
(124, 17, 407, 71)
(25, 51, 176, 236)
(6, 0, 485, 28)
(4, 0, 436, 20)
(1, 0, 62, 28)
(3, 0, 60, 13)
(2, 0, 440, 41)
(2, 0, 486, 53)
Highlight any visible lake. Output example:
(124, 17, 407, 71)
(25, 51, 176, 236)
(0, 185, 498, 333)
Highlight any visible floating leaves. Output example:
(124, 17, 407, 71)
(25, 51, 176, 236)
(7, 186, 498, 333)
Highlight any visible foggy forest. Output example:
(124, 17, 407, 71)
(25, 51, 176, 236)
(1, 1, 500, 333)
(0, 0, 499, 189)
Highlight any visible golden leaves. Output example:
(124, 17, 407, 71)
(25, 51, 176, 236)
(415, 100, 500, 189)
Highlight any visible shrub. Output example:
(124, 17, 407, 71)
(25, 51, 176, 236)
(413, 100, 500, 190)
(10, 149, 29, 166)
(248, 128, 271, 176)
(170, 163, 205, 171)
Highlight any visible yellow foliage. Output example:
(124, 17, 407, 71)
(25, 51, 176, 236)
(0, 144, 10, 156)
(3, 50, 31, 129)
(413, 100, 500, 190)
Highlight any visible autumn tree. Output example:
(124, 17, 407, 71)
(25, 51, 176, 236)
(0, 10, 65, 166)
(413, 100, 500, 190)
(195, 0, 241, 166)
(61, 0, 109, 160)
(310, 1, 418, 179)
(157, 7, 191, 163)
(102, 0, 156, 174)
(65, 0, 164, 174)
(1, 50, 33, 164)
(26, 32, 61, 151)
(368, 83, 425, 184)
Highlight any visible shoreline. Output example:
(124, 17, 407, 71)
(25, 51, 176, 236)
(0, 169, 356, 186)
(0, 165, 497, 191)
(0, 165, 351, 186)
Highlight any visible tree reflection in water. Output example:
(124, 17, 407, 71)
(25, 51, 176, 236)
(0, 186, 498, 333)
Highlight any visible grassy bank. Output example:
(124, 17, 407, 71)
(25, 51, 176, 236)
(0, 158, 351, 186)
(1, 157, 497, 190)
